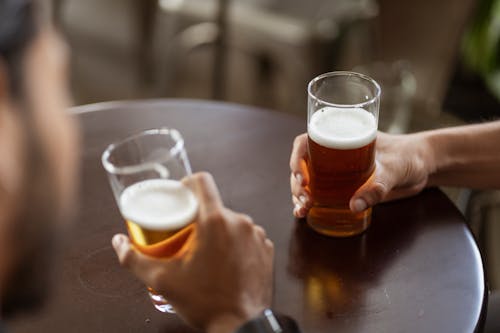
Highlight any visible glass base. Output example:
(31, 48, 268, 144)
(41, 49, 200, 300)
(307, 206, 371, 237)
(148, 291, 175, 313)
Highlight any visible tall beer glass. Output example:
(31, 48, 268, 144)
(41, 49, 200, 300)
(307, 71, 380, 237)
(102, 128, 198, 313)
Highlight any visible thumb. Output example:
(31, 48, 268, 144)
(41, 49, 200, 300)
(112, 234, 137, 266)
(111, 234, 174, 291)
(349, 165, 394, 213)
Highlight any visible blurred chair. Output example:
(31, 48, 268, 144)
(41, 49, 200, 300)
(156, 0, 379, 115)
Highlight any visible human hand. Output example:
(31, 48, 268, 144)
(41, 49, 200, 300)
(290, 132, 434, 217)
(112, 172, 274, 333)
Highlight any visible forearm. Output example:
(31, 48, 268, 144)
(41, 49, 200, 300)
(424, 121, 500, 188)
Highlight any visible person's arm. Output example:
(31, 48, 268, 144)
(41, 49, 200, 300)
(426, 121, 500, 188)
(290, 121, 500, 216)
(112, 172, 275, 333)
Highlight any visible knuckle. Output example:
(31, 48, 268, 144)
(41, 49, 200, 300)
(205, 208, 226, 225)
(265, 239, 274, 252)
(239, 213, 254, 224)
(235, 214, 254, 232)
(190, 172, 203, 182)
(240, 216, 254, 229)
(254, 225, 267, 238)
(294, 134, 306, 146)
(194, 171, 213, 184)
(293, 135, 302, 147)
(371, 181, 388, 203)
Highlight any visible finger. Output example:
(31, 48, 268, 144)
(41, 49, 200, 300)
(292, 191, 311, 209)
(254, 224, 267, 240)
(299, 159, 310, 185)
(292, 196, 308, 218)
(290, 134, 309, 185)
(111, 234, 171, 287)
(290, 174, 311, 203)
(236, 213, 254, 225)
(264, 238, 274, 251)
(349, 164, 395, 213)
(294, 196, 311, 217)
(264, 238, 274, 257)
(183, 172, 224, 218)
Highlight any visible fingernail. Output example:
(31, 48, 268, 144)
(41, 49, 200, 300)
(299, 195, 307, 205)
(352, 199, 368, 213)
(295, 173, 303, 185)
(294, 203, 302, 215)
(112, 235, 123, 249)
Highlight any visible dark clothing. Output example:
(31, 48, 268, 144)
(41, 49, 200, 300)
(235, 312, 302, 333)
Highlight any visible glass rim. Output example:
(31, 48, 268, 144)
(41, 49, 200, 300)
(101, 128, 185, 175)
(307, 71, 381, 108)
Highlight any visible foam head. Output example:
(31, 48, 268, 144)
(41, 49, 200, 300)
(120, 179, 198, 231)
(308, 107, 377, 149)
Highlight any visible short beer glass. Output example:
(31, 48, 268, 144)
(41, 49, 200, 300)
(102, 128, 198, 313)
(307, 71, 380, 237)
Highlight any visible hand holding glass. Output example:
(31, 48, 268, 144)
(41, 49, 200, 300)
(102, 128, 198, 313)
(307, 71, 380, 237)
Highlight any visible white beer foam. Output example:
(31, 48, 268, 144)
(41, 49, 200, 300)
(308, 107, 377, 150)
(120, 179, 198, 231)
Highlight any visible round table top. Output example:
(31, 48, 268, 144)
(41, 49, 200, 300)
(9, 99, 486, 333)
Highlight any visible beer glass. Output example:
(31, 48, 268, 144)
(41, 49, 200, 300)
(307, 71, 380, 237)
(102, 128, 198, 313)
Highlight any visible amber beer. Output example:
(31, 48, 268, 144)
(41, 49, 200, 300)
(307, 107, 376, 237)
(119, 178, 198, 252)
(118, 178, 198, 312)
(102, 128, 196, 313)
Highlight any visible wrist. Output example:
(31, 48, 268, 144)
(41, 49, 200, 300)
(418, 130, 439, 187)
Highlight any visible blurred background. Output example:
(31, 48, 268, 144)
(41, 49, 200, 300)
(53, 0, 500, 289)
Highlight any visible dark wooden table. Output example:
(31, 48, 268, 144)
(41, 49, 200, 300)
(10, 100, 486, 332)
